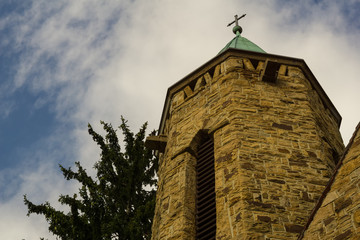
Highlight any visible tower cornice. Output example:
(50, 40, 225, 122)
(158, 49, 342, 135)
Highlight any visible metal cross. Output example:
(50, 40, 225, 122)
(227, 14, 246, 27)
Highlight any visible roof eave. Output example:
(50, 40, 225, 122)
(158, 48, 342, 134)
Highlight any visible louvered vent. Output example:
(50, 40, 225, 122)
(196, 138, 216, 240)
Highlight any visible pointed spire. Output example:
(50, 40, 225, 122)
(218, 14, 266, 54)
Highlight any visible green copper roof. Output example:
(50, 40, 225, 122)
(218, 29, 266, 55)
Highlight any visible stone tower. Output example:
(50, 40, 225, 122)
(147, 17, 344, 239)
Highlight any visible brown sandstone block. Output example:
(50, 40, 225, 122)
(284, 223, 304, 233)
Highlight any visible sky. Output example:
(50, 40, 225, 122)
(0, 0, 359, 239)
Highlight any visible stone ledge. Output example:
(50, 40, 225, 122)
(145, 135, 167, 152)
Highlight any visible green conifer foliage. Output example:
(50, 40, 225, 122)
(24, 117, 158, 240)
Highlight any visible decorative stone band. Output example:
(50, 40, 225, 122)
(147, 119, 230, 158)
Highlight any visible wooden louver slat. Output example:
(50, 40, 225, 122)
(196, 138, 216, 240)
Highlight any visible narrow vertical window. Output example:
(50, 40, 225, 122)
(196, 137, 216, 239)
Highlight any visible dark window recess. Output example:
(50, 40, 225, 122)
(250, 59, 260, 69)
(261, 59, 281, 83)
(208, 66, 215, 79)
(188, 77, 197, 91)
(196, 138, 216, 240)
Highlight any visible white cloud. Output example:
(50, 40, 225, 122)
(1, 0, 359, 238)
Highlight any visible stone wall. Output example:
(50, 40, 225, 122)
(302, 123, 360, 239)
(151, 55, 344, 239)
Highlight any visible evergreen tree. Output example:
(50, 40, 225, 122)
(24, 117, 158, 240)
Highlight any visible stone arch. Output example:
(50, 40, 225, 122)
(188, 129, 211, 157)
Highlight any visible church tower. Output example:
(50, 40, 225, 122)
(147, 15, 344, 239)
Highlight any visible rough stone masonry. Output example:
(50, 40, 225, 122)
(149, 50, 344, 240)
(302, 122, 360, 240)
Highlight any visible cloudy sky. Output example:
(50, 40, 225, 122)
(0, 0, 359, 239)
